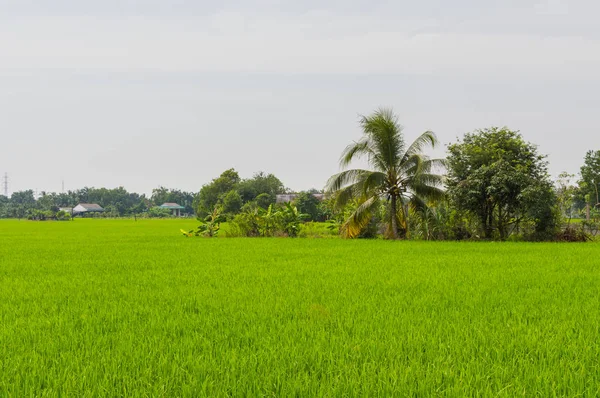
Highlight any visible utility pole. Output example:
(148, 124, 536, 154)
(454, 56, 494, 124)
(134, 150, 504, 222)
(62, 180, 65, 193)
(2, 173, 8, 197)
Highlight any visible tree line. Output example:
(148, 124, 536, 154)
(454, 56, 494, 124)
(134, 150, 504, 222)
(324, 109, 599, 241)
(2, 108, 599, 240)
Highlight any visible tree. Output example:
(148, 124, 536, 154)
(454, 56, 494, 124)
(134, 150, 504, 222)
(579, 150, 600, 209)
(276, 203, 308, 237)
(556, 172, 577, 223)
(151, 187, 195, 214)
(222, 190, 243, 215)
(446, 127, 556, 240)
(293, 191, 322, 221)
(195, 169, 241, 217)
(182, 206, 226, 237)
(237, 172, 287, 204)
(326, 108, 445, 239)
(10, 190, 36, 219)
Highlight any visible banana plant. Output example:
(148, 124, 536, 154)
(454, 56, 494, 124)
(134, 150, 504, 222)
(277, 203, 309, 237)
(181, 206, 226, 237)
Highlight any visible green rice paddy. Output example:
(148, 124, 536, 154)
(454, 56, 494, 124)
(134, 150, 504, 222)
(1, 219, 599, 396)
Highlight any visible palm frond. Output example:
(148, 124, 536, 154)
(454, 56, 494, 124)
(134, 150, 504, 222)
(340, 196, 380, 238)
(340, 139, 375, 168)
(411, 184, 446, 202)
(400, 131, 438, 164)
(359, 108, 404, 171)
(325, 169, 373, 193)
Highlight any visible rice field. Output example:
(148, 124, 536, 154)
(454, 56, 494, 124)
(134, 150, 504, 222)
(1, 219, 599, 396)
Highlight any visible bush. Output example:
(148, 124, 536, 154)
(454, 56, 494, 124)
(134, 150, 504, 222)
(56, 210, 72, 221)
(27, 209, 55, 221)
(298, 222, 339, 238)
(555, 227, 590, 242)
(147, 207, 173, 218)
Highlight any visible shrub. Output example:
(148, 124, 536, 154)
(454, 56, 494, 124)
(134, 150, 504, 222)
(298, 222, 338, 238)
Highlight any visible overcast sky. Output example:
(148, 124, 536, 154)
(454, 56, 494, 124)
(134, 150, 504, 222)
(1, 0, 599, 195)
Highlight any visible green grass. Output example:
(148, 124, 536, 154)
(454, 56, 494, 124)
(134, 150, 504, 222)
(1, 219, 600, 396)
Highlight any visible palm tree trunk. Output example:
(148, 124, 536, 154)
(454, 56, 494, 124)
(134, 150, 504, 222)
(390, 194, 399, 239)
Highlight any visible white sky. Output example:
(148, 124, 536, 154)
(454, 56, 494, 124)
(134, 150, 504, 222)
(1, 0, 599, 195)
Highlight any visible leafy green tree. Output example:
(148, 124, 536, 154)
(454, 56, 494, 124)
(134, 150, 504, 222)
(556, 172, 577, 223)
(293, 191, 322, 222)
(237, 172, 287, 204)
(326, 108, 445, 239)
(10, 190, 36, 219)
(579, 150, 600, 208)
(446, 127, 556, 240)
(276, 203, 308, 237)
(195, 169, 241, 217)
(222, 190, 243, 216)
(182, 206, 226, 237)
(255, 193, 273, 209)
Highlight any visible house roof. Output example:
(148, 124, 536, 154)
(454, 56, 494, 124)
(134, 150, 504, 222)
(74, 203, 105, 212)
(160, 202, 185, 209)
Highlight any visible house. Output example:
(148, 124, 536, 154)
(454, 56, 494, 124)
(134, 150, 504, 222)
(275, 193, 326, 204)
(72, 203, 105, 215)
(159, 202, 185, 216)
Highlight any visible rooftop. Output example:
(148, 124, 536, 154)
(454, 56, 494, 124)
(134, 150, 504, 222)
(73, 203, 105, 212)
(160, 203, 185, 209)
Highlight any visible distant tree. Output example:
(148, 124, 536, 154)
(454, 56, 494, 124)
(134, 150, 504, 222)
(237, 172, 287, 204)
(446, 127, 558, 240)
(36, 192, 57, 211)
(293, 191, 322, 222)
(579, 150, 600, 209)
(326, 108, 445, 239)
(222, 190, 243, 216)
(151, 186, 195, 214)
(255, 193, 273, 209)
(556, 172, 577, 222)
(195, 169, 241, 217)
(9, 190, 36, 219)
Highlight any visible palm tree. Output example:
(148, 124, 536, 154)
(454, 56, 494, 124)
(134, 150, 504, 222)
(326, 108, 445, 239)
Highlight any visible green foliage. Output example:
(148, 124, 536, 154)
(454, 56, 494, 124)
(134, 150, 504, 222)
(293, 191, 323, 222)
(195, 169, 240, 218)
(150, 187, 194, 214)
(221, 190, 243, 216)
(446, 127, 557, 240)
(277, 203, 309, 237)
(232, 203, 263, 237)
(237, 172, 287, 204)
(183, 207, 226, 237)
(56, 210, 72, 221)
(231, 203, 307, 237)
(326, 108, 445, 239)
(147, 206, 173, 218)
(27, 209, 55, 221)
(195, 170, 286, 218)
(297, 222, 339, 238)
(579, 150, 600, 207)
(255, 193, 273, 209)
(556, 172, 578, 222)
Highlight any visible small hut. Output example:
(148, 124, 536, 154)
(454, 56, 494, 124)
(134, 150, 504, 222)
(72, 203, 105, 216)
(160, 203, 185, 216)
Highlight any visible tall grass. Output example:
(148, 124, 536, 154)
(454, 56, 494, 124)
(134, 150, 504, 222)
(1, 219, 599, 396)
